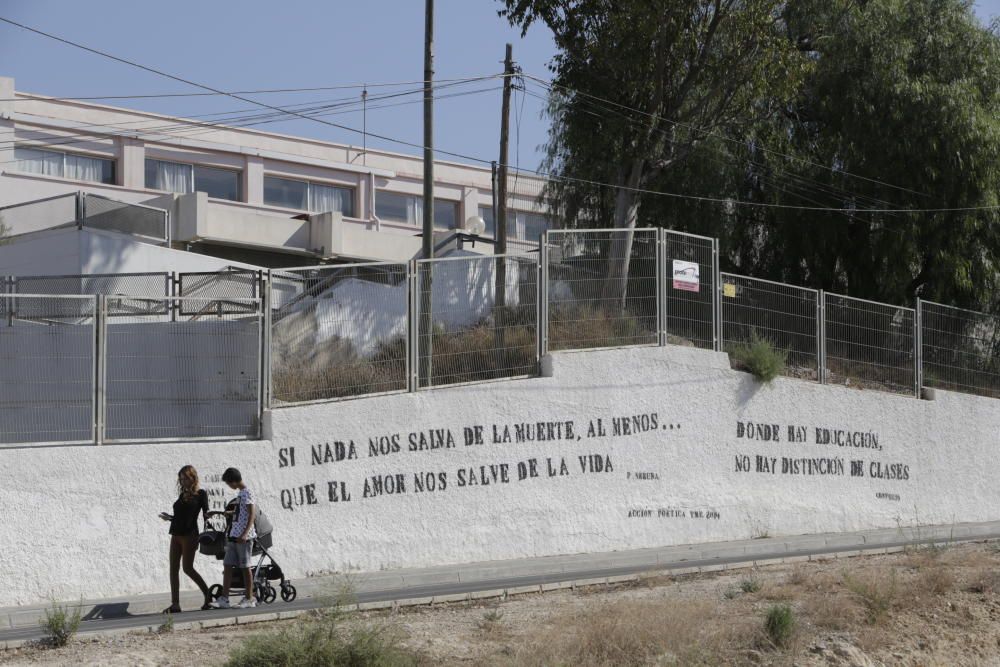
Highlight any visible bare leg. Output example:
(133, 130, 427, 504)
(222, 565, 233, 598)
(180, 535, 211, 605)
(166, 536, 182, 612)
(242, 568, 254, 600)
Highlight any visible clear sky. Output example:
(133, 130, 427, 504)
(0, 0, 998, 171)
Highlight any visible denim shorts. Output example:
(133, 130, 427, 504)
(223, 540, 252, 568)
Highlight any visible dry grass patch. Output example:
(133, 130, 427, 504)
(919, 564, 955, 596)
(496, 599, 751, 667)
(802, 592, 861, 631)
(967, 568, 1000, 594)
(843, 569, 899, 624)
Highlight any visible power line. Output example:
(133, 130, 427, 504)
(523, 72, 930, 199)
(0, 86, 502, 163)
(2, 16, 997, 215)
(0, 15, 495, 166)
(515, 82, 906, 215)
(0, 80, 497, 149)
(0, 74, 507, 102)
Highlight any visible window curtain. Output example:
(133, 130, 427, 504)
(15, 148, 62, 177)
(148, 160, 192, 193)
(65, 154, 104, 183)
(310, 184, 354, 217)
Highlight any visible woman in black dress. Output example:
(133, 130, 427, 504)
(158, 465, 213, 612)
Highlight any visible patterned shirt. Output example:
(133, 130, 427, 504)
(229, 487, 257, 540)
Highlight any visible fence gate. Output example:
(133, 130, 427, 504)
(0, 295, 97, 446)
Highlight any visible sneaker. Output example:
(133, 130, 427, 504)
(210, 596, 231, 609)
(237, 597, 257, 609)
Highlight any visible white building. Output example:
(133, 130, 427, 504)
(0, 76, 550, 275)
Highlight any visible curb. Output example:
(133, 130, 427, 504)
(3, 535, 990, 650)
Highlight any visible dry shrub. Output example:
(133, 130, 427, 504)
(844, 570, 898, 624)
(548, 304, 656, 351)
(919, 565, 955, 596)
(500, 599, 745, 667)
(785, 565, 808, 587)
(803, 593, 861, 631)
(968, 569, 1000, 594)
(274, 316, 538, 402)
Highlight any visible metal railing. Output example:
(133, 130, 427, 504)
(270, 262, 409, 404)
(721, 273, 820, 380)
(81, 194, 169, 243)
(177, 268, 261, 315)
(0, 192, 169, 243)
(544, 229, 659, 351)
(920, 301, 1000, 398)
(414, 254, 538, 388)
(0, 192, 79, 236)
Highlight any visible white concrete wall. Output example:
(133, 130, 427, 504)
(0, 227, 261, 277)
(2, 345, 999, 606)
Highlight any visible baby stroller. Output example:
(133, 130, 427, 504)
(198, 500, 297, 604)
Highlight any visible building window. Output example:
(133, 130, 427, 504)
(517, 211, 549, 242)
(194, 165, 241, 201)
(15, 147, 115, 184)
(434, 200, 459, 230)
(263, 176, 356, 217)
(375, 191, 418, 224)
(478, 206, 495, 238)
(376, 191, 458, 229)
(477, 206, 549, 240)
(145, 159, 242, 201)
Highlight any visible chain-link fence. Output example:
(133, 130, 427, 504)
(0, 295, 96, 446)
(823, 294, 915, 395)
(270, 263, 409, 403)
(81, 194, 169, 243)
(664, 230, 717, 350)
(920, 301, 1000, 399)
(11, 273, 171, 319)
(545, 229, 659, 351)
(721, 274, 820, 380)
(103, 296, 262, 441)
(416, 254, 538, 387)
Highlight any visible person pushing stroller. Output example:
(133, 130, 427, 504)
(210, 467, 258, 609)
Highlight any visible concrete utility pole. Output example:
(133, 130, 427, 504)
(494, 44, 514, 359)
(419, 0, 435, 387)
(422, 0, 435, 260)
(496, 43, 513, 262)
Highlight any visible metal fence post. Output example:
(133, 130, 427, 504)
(712, 238, 721, 351)
(407, 259, 418, 392)
(818, 290, 826, 384)
(260, 272, 272, 422)
(94, 295, 107, 445)
(539, 232, 550, 357)
(915, 298, 923, 398)
(656, 228, 666, 346)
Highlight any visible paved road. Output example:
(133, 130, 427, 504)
(3, 522, 999, 647)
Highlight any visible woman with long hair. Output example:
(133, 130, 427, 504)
(158, 465, 212, 612)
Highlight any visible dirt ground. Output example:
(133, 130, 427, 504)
(6, 541, 1000, 666)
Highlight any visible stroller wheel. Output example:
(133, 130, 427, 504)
(208, 584, 223, 601)
(280, 584, 297, 603)
(264, 585, 277, 604)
